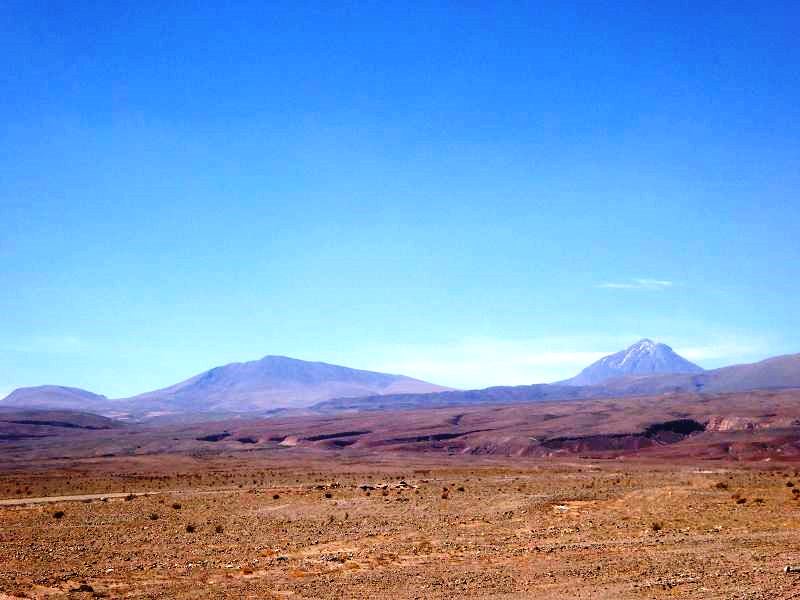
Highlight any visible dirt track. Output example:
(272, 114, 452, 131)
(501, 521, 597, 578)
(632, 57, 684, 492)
(0, 491, 160, 506)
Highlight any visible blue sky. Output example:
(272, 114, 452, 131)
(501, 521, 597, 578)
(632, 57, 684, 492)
(2, 1, 799, 397)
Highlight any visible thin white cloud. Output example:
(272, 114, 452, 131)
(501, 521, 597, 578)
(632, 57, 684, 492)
(678, 339, 771, 364)
(357, 331, 777, 390)
(598, 278, 674, 290)
(361, 336, 622, 389)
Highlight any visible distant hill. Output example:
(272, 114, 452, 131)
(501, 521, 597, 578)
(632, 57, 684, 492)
(0, 408, 121, 442)
(560, 339, 703, 386)
(703, 353, 800, 391)
(124, 355, 449, 413)
(0, 408, 120, 429)
(313, 383, 616, 412)
(1, 386, 111, 411)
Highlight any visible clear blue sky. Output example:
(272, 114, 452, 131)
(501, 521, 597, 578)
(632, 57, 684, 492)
(2, 1, 799, 397)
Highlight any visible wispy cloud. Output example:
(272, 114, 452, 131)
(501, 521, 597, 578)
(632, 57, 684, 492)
(360, 336, 627, 389)
(355, 330, 777, 390)
(597, 278, 674, 291)
(677, 339, 772, 364)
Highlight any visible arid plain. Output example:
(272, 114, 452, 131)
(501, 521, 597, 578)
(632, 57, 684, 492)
(5, 391, 800, 599)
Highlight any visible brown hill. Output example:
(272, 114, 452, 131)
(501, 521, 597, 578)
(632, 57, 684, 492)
(0, 409, 121, 442)
(6, 388, 800, 463)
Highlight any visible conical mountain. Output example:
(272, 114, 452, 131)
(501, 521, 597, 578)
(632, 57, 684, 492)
(560, 339, 703, 386)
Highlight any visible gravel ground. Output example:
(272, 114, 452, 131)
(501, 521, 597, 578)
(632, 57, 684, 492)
(2, 458, 800, 598)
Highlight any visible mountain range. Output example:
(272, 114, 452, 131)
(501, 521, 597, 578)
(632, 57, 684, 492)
(312, 347, 800, 411)
(1, 355, 448, 419)
(4, 340, 800, 420)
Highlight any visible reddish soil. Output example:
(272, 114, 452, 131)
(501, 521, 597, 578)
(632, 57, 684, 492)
(5, 389, 800, 597)
(3, 454, 800, 598)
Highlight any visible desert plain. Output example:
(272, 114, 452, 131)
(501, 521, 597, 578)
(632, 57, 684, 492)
(4, 405, 800, 599)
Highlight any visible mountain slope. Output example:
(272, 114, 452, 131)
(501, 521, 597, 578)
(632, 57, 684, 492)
(600, 353, 800, 395)
(560, 339, 703, 386)
(123, 355, 450, 413)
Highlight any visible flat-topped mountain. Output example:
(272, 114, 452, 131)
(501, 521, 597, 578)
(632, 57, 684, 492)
(559, 339, 703, 386)
(125, 355, 450, 413)
(1, 385, 110, 411)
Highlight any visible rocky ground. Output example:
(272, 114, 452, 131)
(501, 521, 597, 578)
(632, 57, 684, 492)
(2, 455, 800, 598)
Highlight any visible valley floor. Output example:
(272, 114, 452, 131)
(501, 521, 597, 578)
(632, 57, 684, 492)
(2, 455, 800, 598)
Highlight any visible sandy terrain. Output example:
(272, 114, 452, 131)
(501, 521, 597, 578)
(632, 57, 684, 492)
(3, 453, 800, 599)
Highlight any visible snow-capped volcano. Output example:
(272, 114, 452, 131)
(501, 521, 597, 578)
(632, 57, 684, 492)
(560, 339, 704, 386)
